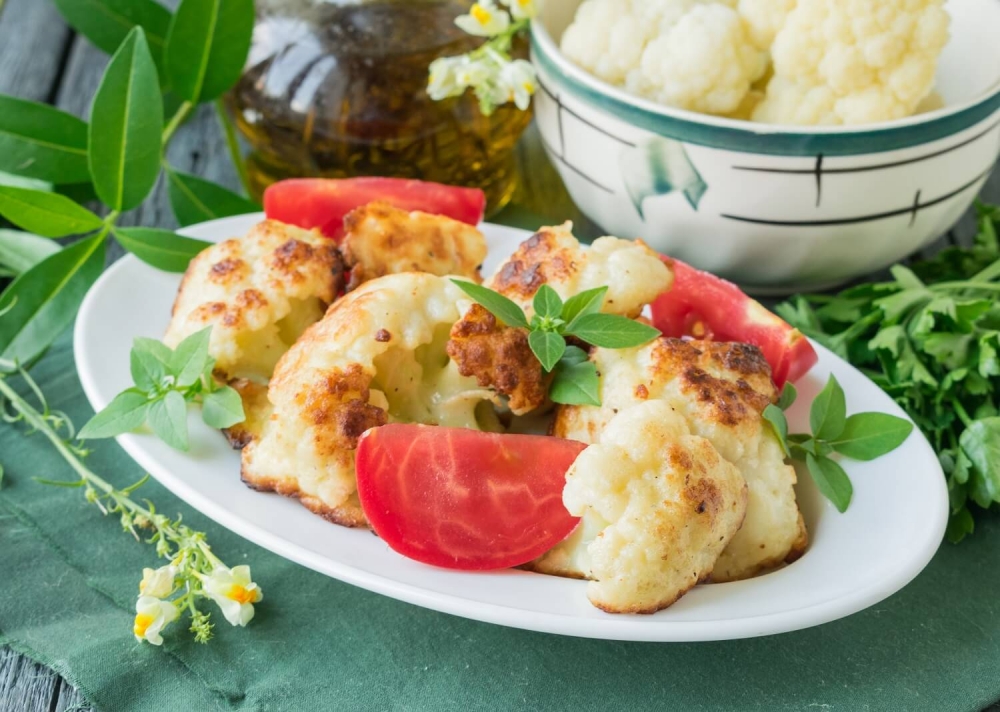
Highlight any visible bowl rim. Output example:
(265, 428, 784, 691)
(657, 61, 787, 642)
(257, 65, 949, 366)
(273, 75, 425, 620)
(530, 17, 1000, 157)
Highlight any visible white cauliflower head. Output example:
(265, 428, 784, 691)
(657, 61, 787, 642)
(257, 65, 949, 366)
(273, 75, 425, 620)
(752, 0, 950, 125)
(737, 0, 797, 49)
(560, 0, 652, 86)
(556, 401, 747, 613)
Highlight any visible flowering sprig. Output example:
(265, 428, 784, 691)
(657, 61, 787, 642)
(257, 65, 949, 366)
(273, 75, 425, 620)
(0, 366, 262, 646)
(428, 0, 539, 116)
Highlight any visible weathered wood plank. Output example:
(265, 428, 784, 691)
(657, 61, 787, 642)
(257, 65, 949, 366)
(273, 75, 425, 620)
(0, 647, 59, 712)
(0, 0, 73, 101)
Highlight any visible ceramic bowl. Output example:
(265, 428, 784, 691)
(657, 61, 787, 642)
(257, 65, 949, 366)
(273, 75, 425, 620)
(530, 0, 1000, 292)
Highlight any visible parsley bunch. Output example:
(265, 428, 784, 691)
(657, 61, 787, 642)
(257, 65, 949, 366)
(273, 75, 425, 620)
(452, 280, 661, 406)
(80, 327, 244, 451)
(778, 202, 1000, 541)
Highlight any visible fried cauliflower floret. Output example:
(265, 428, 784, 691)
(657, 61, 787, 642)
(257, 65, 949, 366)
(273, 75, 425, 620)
(548, 338, 807, 582)
(752, 0, 950, 125)
(341, 202, 488, 291)
(164, 220, 344, 382)
(557, 402, 747, 613)
(240, 273, 496, 527)
(487, 223, 672, 318)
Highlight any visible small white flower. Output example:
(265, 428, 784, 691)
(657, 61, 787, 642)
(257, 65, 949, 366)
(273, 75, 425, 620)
(138, 565, 176, 599)
(494, 59, 537, 110)
(455, 1, 511, 37)
(203, 565, 262, 627)
(428, 55, 494, 100)
(499, 0, 537, 21)
(133, 596, 179, 645)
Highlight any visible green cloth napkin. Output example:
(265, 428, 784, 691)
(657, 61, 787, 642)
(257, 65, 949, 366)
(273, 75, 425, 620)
(1, 338, 999, 712)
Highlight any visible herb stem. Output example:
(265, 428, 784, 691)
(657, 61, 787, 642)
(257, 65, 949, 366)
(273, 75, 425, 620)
(953, 400, 973, 428)
(162, 101, 195, 147)
(214, 99, 253, 198)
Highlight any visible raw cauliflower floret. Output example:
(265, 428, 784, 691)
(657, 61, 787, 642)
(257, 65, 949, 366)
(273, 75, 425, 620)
(560, 0, 652, 86)
(626, 3, 767, 114)
(546, 338, 807, 582)
(737, 0, 797, 49)
(752, 0, 950, 125)
(240, 273, 496, 527)
(558, 401, 747, 613)
(164, 220, 344, 382)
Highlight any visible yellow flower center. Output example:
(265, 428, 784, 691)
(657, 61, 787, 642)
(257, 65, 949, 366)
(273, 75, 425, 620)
(517, 0, 530, 6)
(226, 584, 258, 605)
(471, 4, 491, 24)
(134, 613, 154, 638)
(522, 81, 535, 92)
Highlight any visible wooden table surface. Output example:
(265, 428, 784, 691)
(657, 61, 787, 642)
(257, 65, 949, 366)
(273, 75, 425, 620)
(1, 0, 998, 709)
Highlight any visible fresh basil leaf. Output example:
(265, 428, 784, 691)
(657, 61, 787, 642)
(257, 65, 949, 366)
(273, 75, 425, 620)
(131, 346, 169, 392)
(560, 286, 607, 327)
(0, 234, 105, 367)
(165, 168, 259, 226)
(112, 226, 209, 272)
(0, 230, 60, 275)
(805, 453, 853, 513)
(450, 279, 528, 328)
(0, 96, 91, 184)
(89, 28, 164, 211)
(78, 389, 151, 439)
(147, 390, 189, 451)
(829, 412, 914, 461)
(0, 186, 103, 237)
(559, 345, 589, 367)
(532, 284, 563, 321)
(777, 382, 797, 411)
(51, 0, 172, 74)
(132, 337, 174, 367)
(762, 404, 790, 457)
(528, 330, 565, 372)
(170, 327, 213, 386)
(550, 359, 601, 406)
(960, 418, 1000, 508)
(165, 0, 254, 103)
(201, 386, 244, 429)
(810, 374, 846, 441)
(565, 313, 660, 349)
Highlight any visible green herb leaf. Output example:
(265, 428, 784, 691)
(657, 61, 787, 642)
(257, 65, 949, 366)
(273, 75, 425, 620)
(762, 404, 790, 457)
(133, 337, 174, 366)
(202, 386, 244, 428)
(0, 96, 91, 183)
(131, 345, 169, 392)
(450, 279, 528, 328)
(165, 168, 259, 226)
(147, 390, 189, 451)
(565, 313, 660, 349)
(777, 382, 797, 411)
(0, 186, 103, 237)
(829, 412, 914, 461)
(559, 345, 589, 366)
(960, 418, 1000, 508)
(560, 286, 607, 327)
(532, 284, 563, 321)
(112, 226, 210, 272)
(0, 230, 60, 275)
(810, 374, 847, 441)
(550, 359, 601, 406)
(51, 0, 173, 73)
(78, 389, 151, 439)
(165, 0, 254, 103)
(945, 506, 975, 544)
(34, 477, 87, 488)
(0, 233, 105, 367)
(805, 453, 853, 513)
(89, 27, 164, 211)
(170, 327, 213, 386)
(890, 264, 925, 290)
(528, 330, 565, 372)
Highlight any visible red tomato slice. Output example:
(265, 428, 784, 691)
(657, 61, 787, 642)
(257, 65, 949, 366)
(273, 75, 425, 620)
(651, 257, 818, 388)
(356, 424, 585, 570)
(263, 177, 487, 240)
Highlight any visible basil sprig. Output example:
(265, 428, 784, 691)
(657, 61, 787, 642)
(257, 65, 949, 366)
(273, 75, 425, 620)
(764, 376, 914, 512)
(452, 281, 660, 406)
(79, 327, 244, 451)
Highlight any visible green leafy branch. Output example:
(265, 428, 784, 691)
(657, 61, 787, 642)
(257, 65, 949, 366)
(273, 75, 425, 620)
(452, 281, 661, 406)
(763, 377, 914, 512)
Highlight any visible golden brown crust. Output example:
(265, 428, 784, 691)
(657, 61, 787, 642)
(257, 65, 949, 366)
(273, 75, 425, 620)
(490, 225, 579, 302)
(446, 304, 547, 415)
(240, 470, 368, 528)
(341, 202, 487, 290)
(221, 378, 272, 449)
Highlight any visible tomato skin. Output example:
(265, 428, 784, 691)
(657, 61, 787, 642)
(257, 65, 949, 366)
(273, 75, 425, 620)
(263, 177, 487, 240)
(651, 257, 818, 388)
(356, 425, 585, 571)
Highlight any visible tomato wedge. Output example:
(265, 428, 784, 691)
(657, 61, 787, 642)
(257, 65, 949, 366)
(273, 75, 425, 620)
(356, 425, 585, 570)
(263, 177, 487, 240)
(651, 257, 818, 388)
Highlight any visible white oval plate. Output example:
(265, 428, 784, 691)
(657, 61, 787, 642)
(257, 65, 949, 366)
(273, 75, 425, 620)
(74, 214, 948, 642)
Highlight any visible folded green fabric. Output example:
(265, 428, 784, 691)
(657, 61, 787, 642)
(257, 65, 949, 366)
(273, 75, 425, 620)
(2, 338, 1000, 712)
